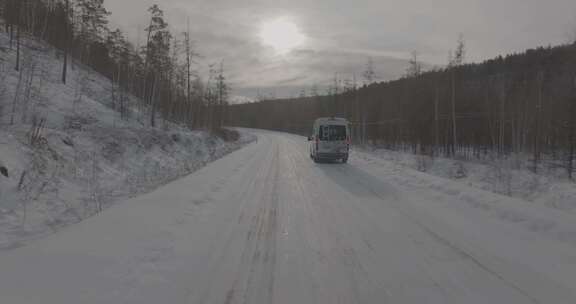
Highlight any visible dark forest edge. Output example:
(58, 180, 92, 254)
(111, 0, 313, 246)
(1, 0, 230, 134)
(228, 39, 576, 180)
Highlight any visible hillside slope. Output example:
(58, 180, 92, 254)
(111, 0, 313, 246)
(0, 31, 254, 250)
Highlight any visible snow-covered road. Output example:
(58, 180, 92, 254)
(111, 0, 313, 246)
(1, 130, 575, 304)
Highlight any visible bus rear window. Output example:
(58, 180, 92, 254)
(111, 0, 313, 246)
(319, 125, 347, 141)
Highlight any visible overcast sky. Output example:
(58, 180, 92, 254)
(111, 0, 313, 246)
(105, 0, 576, 100)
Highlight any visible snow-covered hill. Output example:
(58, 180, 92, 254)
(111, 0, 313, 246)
(0, 31, 254, 250)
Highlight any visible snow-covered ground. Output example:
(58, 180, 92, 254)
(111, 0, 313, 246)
(0, 31, 255, 250)
(356, 146, 576, 213)
(1, 130, 575, 304)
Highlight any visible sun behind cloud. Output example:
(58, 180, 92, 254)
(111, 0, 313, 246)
(259, 17, 306, 55)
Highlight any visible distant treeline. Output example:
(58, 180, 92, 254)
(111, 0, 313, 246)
(1, 0, 228, 130)
(228, 43, 576, 177)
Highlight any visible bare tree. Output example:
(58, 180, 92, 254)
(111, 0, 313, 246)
(361, 57, 376, 144)
(448, 34, 465, 156)
(214, 61, 229, 129)
(183, 19, 199, 128)
(406, 50, 422, 77)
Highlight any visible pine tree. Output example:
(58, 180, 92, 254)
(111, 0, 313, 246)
(75, 0, 110, 60)
(143, 4, 171, 127)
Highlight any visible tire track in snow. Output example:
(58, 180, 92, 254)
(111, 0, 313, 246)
(281, 139, 389, 304)
(192, 139, 274, 304)
(224, 144, 279, 304)
(333, 164, 542, 304)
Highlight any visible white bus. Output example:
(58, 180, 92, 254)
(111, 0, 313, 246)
(308, 117, 351, 163)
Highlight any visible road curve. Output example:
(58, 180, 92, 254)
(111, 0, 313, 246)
(0, 130, 574, 304)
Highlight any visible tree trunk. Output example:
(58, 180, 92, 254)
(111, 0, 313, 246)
(15, 25, 20, 71)
(434, 83, 440, 155)
(62, 0, 69, 84)
(533, 72, 544, 173)
(9, 24, 14, 48)
(451, 70, 457, 156)
(11, 67, 24, 125)
(150, 75, 158, 127)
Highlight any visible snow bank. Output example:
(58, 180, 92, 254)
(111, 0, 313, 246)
(0, 31, 255, 250)
(356, 147, 576, 211)
(354, 147, 576, 245)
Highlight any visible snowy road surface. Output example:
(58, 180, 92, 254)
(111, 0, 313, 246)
(1, 130, 576, 304)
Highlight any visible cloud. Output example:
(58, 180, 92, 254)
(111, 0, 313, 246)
(105, 0, 576, 99)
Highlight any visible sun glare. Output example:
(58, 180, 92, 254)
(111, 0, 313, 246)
(259, 18, 305, 54)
